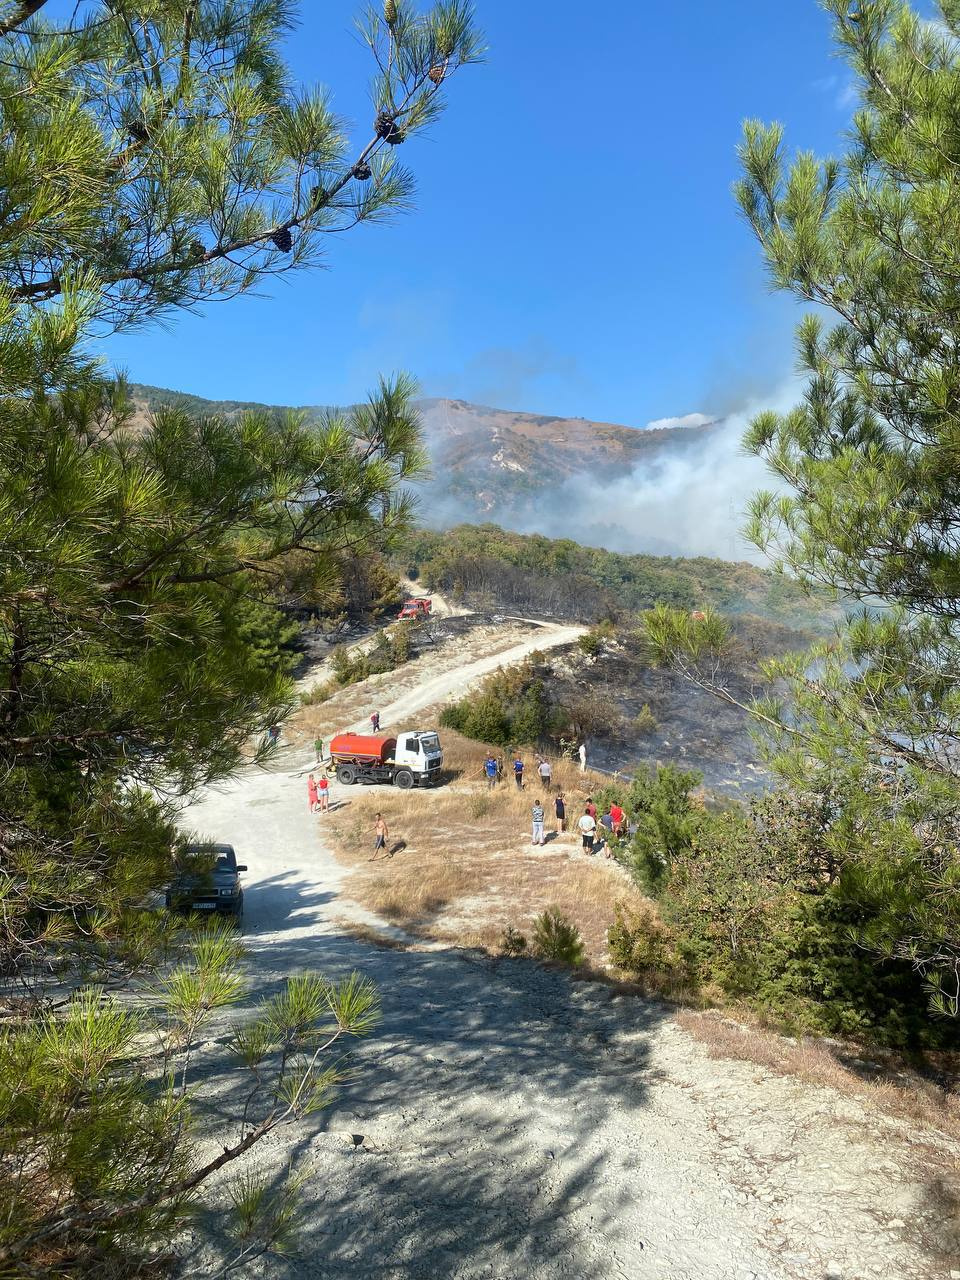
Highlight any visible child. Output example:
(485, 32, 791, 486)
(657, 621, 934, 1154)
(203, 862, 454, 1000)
(531, 799, 545, 846)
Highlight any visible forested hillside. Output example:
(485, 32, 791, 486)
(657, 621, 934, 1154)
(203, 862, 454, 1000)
(402, 524, 836, 629)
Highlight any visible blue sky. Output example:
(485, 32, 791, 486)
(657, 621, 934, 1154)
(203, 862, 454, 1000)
(99, 1, 872, 424)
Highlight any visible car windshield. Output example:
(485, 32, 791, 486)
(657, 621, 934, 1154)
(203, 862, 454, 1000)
(419, 733, 440, 750)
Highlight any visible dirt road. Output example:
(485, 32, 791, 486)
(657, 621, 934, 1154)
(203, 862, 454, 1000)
(346, 619, 585, 731)
(182, 750, 954, 1280)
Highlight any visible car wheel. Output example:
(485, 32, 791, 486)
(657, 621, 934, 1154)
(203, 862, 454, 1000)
(337, 764, 357, 785)
(394, 769, 414, 789)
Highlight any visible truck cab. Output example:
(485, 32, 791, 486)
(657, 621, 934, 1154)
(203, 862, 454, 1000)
(394, 730, 443, 778)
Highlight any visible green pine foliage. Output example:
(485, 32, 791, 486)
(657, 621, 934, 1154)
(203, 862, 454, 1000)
(531, 908, 585, 967)
(401, 523, 834, 628)
(0, 1, 482, 1272)
(440, 659, 558, 747)
(640, 0, 960, 1036)
(595, 764, 703, 894)
(234, 595, 303, 676)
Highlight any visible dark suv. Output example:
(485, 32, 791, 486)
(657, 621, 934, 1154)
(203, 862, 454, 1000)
(165, 843, 246, 921)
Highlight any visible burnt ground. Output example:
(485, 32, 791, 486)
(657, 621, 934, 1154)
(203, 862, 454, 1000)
(544, 618, 814, 798)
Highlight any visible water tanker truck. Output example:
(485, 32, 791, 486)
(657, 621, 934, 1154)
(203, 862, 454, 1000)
(327, 730, 443, 788)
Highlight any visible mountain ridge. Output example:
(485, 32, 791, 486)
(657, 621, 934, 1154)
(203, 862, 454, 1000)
(125, 382, 725, 548)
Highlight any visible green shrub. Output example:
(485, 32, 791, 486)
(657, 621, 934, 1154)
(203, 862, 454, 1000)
(608, 901, 678, 978)
(499, 926, 528, 957)
(632, 704, 657, 736)
(622, 764, 703, 895)
(441, 661, 556, 747)
(532, 908, 585, 967)
(652, 794, 960, 1048)
(301, 680, 335, 706)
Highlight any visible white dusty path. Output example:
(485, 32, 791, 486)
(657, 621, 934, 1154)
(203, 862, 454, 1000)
(345, 619, 585, 733)
(182, 755, 958, 1280)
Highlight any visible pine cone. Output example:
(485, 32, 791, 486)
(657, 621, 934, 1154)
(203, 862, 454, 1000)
(384, 0, 397, 23)
(353, 161, 372, 181)
(375, 110, 405, 144)
(190, 240, 205, 261)
(128, 120, 149, 143)
(428, 64, 446, 86)
(310, 186, 327, 208)
(271, 227, 293, 253)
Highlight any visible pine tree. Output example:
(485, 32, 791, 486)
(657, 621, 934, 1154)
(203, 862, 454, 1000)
(651, 0, 960, 1021)
(0, 1, 483, 1271)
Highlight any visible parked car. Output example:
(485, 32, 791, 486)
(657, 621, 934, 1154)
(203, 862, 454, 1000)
(165, 842, 246, 921)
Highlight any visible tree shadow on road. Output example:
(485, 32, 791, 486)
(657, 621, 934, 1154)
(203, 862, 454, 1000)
(193, 906, 666, 1279)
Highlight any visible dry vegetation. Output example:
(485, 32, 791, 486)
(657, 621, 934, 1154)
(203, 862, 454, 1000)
(679, 1009, 960, 1146)
(324, 729, 645, 964)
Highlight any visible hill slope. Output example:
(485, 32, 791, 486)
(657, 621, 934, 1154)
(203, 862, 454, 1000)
(126, 382, 722, 537)
(416, 397, 720, 517)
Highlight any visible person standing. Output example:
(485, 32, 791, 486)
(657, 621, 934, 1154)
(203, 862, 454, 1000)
(317, 773, 329, 812)
(610, 801, 625, 836)
(314, 735, 324, 763)
(585, 796, 597, 821)
(513, 753, 524, 790)
(578, 742, 587, 773)
(577, 809, 597, 854)
(531, 799, 545, 846)
(484, 754, 498, 789)
(555, 790, 566, 833)
(374, 812, 389, 856)
(307, 773, 318, 812)
(371, 711, 381, 732)
(537, 756, 552, 789)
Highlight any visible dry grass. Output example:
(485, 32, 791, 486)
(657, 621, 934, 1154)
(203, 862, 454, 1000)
(678, 1008, 960, 1145)
(324, 729, 644, 964)
(334, 918, 414, 951)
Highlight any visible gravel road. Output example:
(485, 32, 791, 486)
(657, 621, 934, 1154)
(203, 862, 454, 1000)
(180, 750, 955, 1280)
(346, 620, 586, 731)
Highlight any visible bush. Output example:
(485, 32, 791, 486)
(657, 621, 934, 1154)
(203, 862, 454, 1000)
(532, 908, 585, 967)
(499, 925, 528, 956)
(441, 661, 557, 747)
(608, 901, 678, 978)
(618, 764, 704, 895)
(652, 794, 960, 1048)
(632, 704, 657, 736)
(301, 680, 335, 706)
(468, 793, 492, 820)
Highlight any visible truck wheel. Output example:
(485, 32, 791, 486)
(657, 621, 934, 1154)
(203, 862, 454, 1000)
(337, 764, 357, 785)
(394, 769, 414, 789)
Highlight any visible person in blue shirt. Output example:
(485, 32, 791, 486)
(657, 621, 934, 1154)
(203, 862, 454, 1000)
(484, 754, 498, 788)
(513, 753, 524, 790)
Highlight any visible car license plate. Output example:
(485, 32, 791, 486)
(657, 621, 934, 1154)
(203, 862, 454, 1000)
(193, 902, 216, 910)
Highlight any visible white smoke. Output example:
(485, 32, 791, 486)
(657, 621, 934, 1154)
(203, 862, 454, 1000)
(646, 412, 716, 431)
(500, 385, 801, 562)
(415, 383, 801, 564)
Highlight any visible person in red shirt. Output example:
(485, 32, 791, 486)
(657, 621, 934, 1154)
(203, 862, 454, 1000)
(610, 802, 625, 835)
(307, 773, 318, 812)
(317, 773, 329, 812)
(585, 797, 597, 820)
